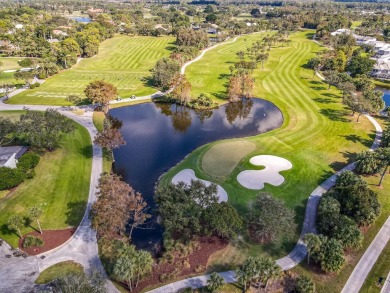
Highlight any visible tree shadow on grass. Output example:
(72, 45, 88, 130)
(329, 151, 356, 171)
(309, 80, 322, 85)
(313, 97, 333, 104)
(319, 108, 349, 122)
(305, 33, 315, 40)
(322, 92, 339, 99)
(218, 73, 230, 80)
(342, 134, 373, 148)
(317, 170, 336, 185)
(0, 223, 18, 238)
(79, 145, 93, 159)
(141, 76, 155, 88)
(65, 201, 87, 227)
(311, 86, 327, 91)
(212, 91, 228, 100)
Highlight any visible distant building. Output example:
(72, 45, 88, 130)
(372, 60, 390, 80)
(87, 8, 103, 14)
(355, 35, 376, 45)
(0, 146, 28, 169)
(15, 24, 24, 29)
(47, 38, 59, 43)
(53, 29, 68, 37)
(330, 29, 353, 36)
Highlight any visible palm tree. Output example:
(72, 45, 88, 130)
(7, 215, 25, 238)
(135, 250, 153, 287)
(305, 233, 322, 264)
(207, 272, 225, 293)
(377, 148, 390, 186)
(262, 260, 282, 290)
(28, 206, 43, 234)
(113, 255, 135, 292)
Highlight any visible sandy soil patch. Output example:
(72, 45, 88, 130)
(237, 155, 292, 190)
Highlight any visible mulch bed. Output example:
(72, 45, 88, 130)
(19, 228, 75, 256)
(118, 237, 228, 293)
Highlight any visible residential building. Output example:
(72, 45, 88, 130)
(0, 146, 28, 169)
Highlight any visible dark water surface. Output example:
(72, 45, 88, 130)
(110, 99, 283, 249)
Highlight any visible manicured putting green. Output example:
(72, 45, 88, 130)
(202, 140, 255, 179)
(8, 35, 175, 105)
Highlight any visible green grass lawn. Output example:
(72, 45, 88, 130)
(0, 57, 24, 87)
(360, 242, 390, 293)
(8, 35, 175, 105)
(0, 111, 92, 247)
(0, 57, 22, 71)
(35, 261, 84, 284)
(159, 30, 376, 261)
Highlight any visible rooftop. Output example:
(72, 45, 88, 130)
(0, 146, 28, 167)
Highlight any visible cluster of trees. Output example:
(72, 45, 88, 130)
(356, 145, 390, 186)
(99, 238, 153, 292)
(7, 205, 43, 239)
(90, 173, 150, 241)
(305, 233, 345, 273)
(227, 32, 289, 102)
(235, 256, 282, 291)
(0, 109, 75, 151)
(307, 171, 381, 273)
(83, 80, 127, 162)
(156, 180, 242, 242)
(247, 193, 297, 244)
(0, 7, 115, 81)
(51, 269, 107, 293)
(313, 70, 384, 120)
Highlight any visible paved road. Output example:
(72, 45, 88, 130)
(0, 100, 118, 293)
(341, 216, 390, 293)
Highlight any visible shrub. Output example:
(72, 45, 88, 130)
(0, 167, 26, 190)
(23, 235, 44, 248)
(38, 73, 47, 79)
(18, 58, 33, 67)
(194, 264, 205, 273)
(17, 153, 40, 171)
(295, 276, 315, 293)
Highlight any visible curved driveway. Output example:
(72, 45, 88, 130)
(0, 96, 118, 293)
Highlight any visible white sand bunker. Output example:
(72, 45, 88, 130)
(172, 169, 228, 202)
(237, 155, 292, 190)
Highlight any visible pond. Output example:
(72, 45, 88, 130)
(110, 98, 283, 249)
(378, 87, 390, 107)
(70, 17, 92, 23)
